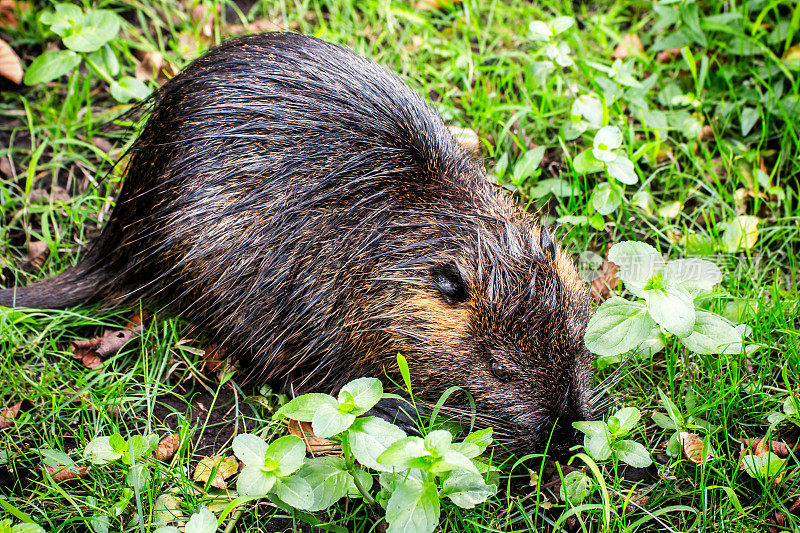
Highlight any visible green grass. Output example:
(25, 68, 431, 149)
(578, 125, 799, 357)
(1, 0, 799, 531)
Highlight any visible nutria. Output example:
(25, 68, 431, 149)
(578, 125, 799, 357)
(0, 33, 593, 455)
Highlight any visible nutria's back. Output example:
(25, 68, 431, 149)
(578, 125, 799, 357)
(0, 33, 593, 454)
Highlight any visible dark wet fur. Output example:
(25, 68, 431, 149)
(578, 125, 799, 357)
(0, 33, 594, 455)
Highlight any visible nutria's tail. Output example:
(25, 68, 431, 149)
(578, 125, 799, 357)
(0, 264, 109, 309)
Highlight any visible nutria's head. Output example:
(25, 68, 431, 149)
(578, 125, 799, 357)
(391, 220, 593, 457)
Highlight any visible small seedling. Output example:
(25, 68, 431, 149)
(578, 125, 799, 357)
(573, 406, 652, 467)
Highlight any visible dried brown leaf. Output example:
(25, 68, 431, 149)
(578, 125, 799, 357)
(611, 34, 643, 60)
(287, 419, 339, 455)
(27, 240, 49, 270)
(680, 432, 712, 464)
(0, 157, 14, 178)
(199, 343, 227, 374)
(415, 0, 461, 10)
(46, 465, 90, 483)
(0, 401, 22, 429)
(0, 0, 30, 29)
(0, 38, 23, 84)
(91, 137, 114, 153)
(70, 324, 142, 369)
(193, 455, 238, 489)
(590, 260, 619, 303)
(157, 433, 181, 461)
(135, 51, 179, 85)
(447, 126, 480, 155)
(656, 47, 682, 63)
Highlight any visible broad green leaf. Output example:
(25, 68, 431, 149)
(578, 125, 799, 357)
(275, 475, 314, 510)
(12, 525, 45, 533)
(592, 126, 622, 162)
(348, 416, 407, 472)
(441, 470, 496, 508)
(23, 50, 82, 85)
(657, 388, 683, 428)
(232, 434, 267, 466)
(584, 297, 654, 357)
(571, 94, 603, 130)
(612, 407, 640, 434)
(62, 10, 120, 52)
(651, 412, 677, 430)
(529, 20, 552, 41)
(559, 470, 591, 505)
(40, 3, 82, 34)
(266, 435, 306, 477)
(612, 439, 652, 468)
(634, 325, 665, 358)
(377, 437, 430, 470)
(236, 464, 276, 495)
(451, 441, 481, 459)
(682, 310, 743, 355)
(662, 259, 722, 293)
(463, 428, 493, 454)
(109, 76, 150, 103)
(39, 448, 74, 467)
(423, 430, 452, 457)
(274, 393, 337, 422)
(572, 420, 606, 437)
(434, 450, 478, 474)
(590, 182, 622, 215)
(126, 464, 149, 491)
(87, 45, 119, 78)
(494, 152, 508, 179)
(512, 147, 545, 184)
(339, 377, 382, 415)
(608, 241, 664, 286)
(347, 466, 373, 498)
(549, 16, 575, 34)
(722, 216, 759, 253)
(666, 432, 682, 457)
(84, 436, 123, 465)
(184, 507, 216, 533)
(607, 155, 637, 185)
(385, 479, 440, 533)
(572, 149, 605, 174)
(644, 284, 695, 338)
(311, 401, 355, 438)
(530, 178, 575, 199)
(586, 434, 612, 461)
(740, 106, 759, 136)
(293, 456, 351, 511)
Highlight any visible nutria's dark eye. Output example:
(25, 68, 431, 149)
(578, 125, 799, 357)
(491, 361, 510, 382)
(431, 262, 468, 304)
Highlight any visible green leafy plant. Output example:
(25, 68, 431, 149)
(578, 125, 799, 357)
(25, 3, 149, 103)
(225, 366, 498, 532)
(584, 241, 754, 365)
(651, 389, 715, 458)
(573, 406, 652, 467)
(0, 520, 45, 533)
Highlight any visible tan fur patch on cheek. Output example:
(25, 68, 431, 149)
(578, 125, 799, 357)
(403, 289, 471, 345)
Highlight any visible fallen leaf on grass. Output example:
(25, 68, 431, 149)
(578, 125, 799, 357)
(768, 495, 800, 533)
(26, 240, 49, 271)
(611, 34, 643, 60)
(287, 419, 339, 455)
(0, 157, 13, 178)
(415, 0, 461, 10)
(0, 38, 23, 84)
(0, 401, 22, 429)
(447, 126, 480, 155)
(45, 465, 90, 483)
(656, 47, 682, 63)
(134, 51, 179, 85)
(0, 0, 30, 29)
(156, 433, 180, 461)
(740, 437, 790, 461)
(680, 432, 713, 464)
(199, 343, 228, 374)
(71, 324, 143, 369)
(193, 455, 238, 489)
(155, 493, 185, 527)
(590, 259, 619, 303)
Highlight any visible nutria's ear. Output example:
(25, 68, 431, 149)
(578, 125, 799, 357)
(540, 226, 556, 259)
(431, 261, 469, 304)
